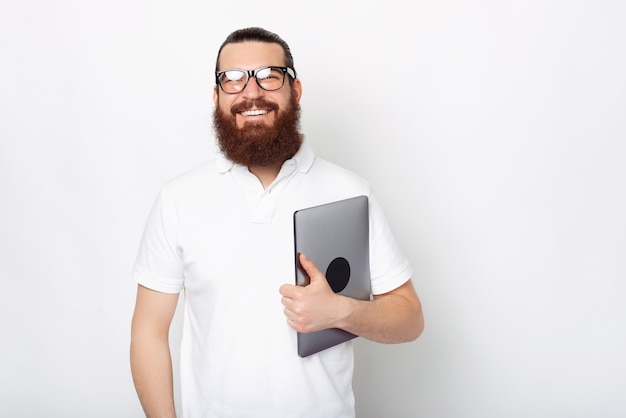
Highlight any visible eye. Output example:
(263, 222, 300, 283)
(255, 67, 273, 80)
(223, 70, 245, 82)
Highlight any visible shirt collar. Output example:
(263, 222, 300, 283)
(215, 138, 315, 174)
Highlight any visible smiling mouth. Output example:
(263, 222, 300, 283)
(240, 109, 269, 116)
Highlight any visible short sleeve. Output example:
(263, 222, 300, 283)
(368, 193, 413, 295)
(132, 189, 185, 294)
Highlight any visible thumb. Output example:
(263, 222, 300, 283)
(299, 253, 324, 283)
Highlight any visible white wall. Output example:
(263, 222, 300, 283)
(1, 1, 625, 417)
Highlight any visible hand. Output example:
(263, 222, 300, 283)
(279, 253, 347, 333)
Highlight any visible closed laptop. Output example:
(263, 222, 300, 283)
(293, 195, 371, 357)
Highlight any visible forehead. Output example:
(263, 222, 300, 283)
(218, 41, 285, 71)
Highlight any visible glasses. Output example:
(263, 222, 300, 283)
(215, 66, 296, 94)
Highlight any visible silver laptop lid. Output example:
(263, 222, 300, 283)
(293, 195, 371, 357)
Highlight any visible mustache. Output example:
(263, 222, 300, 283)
(230, 99, 279, 114)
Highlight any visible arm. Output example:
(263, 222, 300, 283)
(279, 253, 424, 344)
(130, 284, 180, 417)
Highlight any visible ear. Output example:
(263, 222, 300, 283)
(292, 78, 303, 104)
(212, 85, 219, 107)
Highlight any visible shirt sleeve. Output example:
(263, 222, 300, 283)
(368, 193, 413, 295)
(132, 188, 185, 294)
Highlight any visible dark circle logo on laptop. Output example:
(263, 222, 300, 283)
(325, 257, 351, 293)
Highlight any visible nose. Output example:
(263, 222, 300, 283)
(241, 76, 263, 99)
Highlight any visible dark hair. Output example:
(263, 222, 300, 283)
(215, 27, 297, 78)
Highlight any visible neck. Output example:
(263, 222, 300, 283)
(248, 164, 282, 189)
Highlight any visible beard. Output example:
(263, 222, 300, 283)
(213, 91, 303, 167)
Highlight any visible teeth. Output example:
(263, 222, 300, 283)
(241, 109, 268, 116)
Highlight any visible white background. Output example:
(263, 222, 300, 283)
(1, 1, 625, 417)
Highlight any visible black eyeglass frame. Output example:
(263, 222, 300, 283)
(215, 66, 296, 94)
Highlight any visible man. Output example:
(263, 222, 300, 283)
(130, 27, 424, 417)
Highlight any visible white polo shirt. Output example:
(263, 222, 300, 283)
(132, 142, 412, 417)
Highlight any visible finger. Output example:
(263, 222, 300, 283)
(299, 253, 324, 282)
(279, 283, 297, 297)
(280, 295, 296, 310)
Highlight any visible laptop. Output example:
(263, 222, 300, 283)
(293, 195, 371, 357)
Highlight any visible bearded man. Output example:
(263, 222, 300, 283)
(130, 27, 424, 418)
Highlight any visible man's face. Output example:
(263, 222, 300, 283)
(212, 41, 303, 167)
